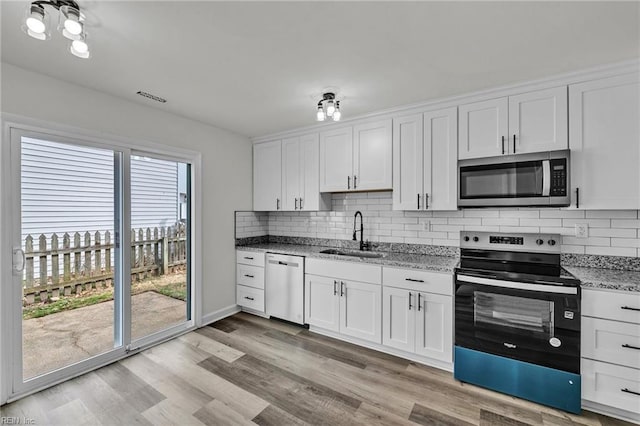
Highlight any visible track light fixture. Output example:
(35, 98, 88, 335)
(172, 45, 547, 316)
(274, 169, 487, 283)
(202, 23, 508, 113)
(316, 92, 342, 122)
(22, 0, 91, 59)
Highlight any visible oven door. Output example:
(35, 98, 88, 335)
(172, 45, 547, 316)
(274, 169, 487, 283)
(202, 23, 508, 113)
(455, 273, 580, 374)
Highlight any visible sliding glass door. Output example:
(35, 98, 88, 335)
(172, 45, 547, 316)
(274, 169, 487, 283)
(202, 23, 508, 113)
(7, 127, 194, 399)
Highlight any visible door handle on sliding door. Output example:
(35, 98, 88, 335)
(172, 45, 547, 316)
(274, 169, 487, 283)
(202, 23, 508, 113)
(12, 247, 25, 274)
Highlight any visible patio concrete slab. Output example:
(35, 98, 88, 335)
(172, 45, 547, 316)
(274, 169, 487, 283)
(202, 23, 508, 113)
(22, 292, 186, 379)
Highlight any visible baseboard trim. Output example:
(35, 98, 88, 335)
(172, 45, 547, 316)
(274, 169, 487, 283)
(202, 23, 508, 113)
(582, 400, 640, 425)
(308, 326, 453, 372)
(200, 305, 241, 326)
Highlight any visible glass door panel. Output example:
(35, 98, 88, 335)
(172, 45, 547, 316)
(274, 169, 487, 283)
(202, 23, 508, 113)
(18, 135, 121, 380)
(130, 155, 190, 341)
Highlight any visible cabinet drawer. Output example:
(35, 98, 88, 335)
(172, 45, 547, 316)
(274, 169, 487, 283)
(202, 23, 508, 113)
(306, 258, 381, 284)
(237, 264, 264, 289)
(237, 285, 264, 312)
(582, 358, 640, 414)
(383, 267, 452, 296)
(583, 289, 640, 324)
(236, 250, 265, 267)
(583, 317, 640, 369)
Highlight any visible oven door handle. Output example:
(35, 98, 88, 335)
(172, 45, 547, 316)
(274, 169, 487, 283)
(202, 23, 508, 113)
(542, 160, 551, 197)
(456, 274, 578, 295)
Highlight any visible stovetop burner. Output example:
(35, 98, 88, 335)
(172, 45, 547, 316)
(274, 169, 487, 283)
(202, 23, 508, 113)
(457, 231, 580, 287)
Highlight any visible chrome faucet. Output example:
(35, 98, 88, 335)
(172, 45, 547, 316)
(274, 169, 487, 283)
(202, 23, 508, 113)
(353, 211, 369, 251)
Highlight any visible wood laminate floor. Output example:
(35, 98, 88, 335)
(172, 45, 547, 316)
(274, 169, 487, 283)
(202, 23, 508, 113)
(1, 312, 634, 426)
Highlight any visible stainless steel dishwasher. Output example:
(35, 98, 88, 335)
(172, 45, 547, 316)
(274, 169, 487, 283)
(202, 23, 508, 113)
(265, 253, 305, 325)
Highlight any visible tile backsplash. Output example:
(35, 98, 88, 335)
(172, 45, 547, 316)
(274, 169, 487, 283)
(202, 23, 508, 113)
(236, 191, 640, 258)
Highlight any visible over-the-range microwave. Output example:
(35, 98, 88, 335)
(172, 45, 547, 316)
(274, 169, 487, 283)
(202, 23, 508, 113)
(458, 150, 570, 208)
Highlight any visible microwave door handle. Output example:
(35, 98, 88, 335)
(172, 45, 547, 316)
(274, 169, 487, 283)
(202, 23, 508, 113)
(542, 160, 551, 196)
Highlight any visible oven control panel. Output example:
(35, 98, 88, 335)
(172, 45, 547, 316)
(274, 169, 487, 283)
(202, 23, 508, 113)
(461, 231, 560, 253)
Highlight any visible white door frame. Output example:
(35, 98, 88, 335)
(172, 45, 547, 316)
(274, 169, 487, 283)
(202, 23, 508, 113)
(0, 115, 202, 404)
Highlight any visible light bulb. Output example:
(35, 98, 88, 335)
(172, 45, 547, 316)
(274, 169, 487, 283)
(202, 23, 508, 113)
(70, 38, 90, 59)
(332, 109, 341, 121)
(26, 5, 46, 34)
(64, 19, 82, 36)
(61, 6, 83, 36)
(316, 107, 325, 122)
(326, 100, 335, 117)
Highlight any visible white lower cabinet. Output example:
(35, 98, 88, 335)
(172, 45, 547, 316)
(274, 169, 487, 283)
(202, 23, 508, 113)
(382, 286, 453, 363)
(582, 289, 640, 419)
(304, 258, 382, 344)
(236, 250, 265, 314)
(305, 274, 382, 344)
(305, 274, 340, 332)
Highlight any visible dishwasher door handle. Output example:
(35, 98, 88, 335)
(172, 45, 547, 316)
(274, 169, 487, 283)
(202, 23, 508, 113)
(268, 260, 299, 268)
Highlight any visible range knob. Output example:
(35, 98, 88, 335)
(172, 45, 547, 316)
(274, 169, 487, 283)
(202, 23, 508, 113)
(463, 236, 470, 242)
(548, 239, 557, 246)
(536, 239, 544, 246)
(473, 236, 479, 242)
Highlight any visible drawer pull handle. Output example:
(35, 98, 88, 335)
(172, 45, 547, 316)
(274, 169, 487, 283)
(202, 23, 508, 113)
(244, 296, 255, 301)
(244, 257, 254, 260)
(621, 388, 640, 397)
(621, 306, 640, 312)
(622, 344, 640, 351)
(405, 278, 424, 283)
(244, 274, 254, 278)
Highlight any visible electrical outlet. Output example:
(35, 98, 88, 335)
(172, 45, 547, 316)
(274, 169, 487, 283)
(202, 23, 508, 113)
(575, 223, 588, 238)
(423, 220, 430, 231)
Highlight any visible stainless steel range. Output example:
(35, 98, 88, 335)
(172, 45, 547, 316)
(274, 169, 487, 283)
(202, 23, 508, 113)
(454, 231, 581, 413)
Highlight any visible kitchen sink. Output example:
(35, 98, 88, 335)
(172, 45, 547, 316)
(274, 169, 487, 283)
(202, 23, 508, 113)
(319, 248, 386, 258)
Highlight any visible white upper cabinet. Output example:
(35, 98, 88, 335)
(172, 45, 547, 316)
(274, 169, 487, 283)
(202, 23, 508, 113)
(253, 140, 282, 211)
(299, 133, 329, 211)
(319, 127, 353, 191)
(508, 86, 568, 154)
(281, 134, 329, 211)
(392, 114, 423, 210)
(569, 74, 640, 210)
(459, 87, 568, 159)
(320, 119, 392, 192)
(353, 120, 393, 190)
(281, 137, 300, 211)
(458, 97, 508, 159)
(393, 108, 457, 211)
(424, 108, 458, 211)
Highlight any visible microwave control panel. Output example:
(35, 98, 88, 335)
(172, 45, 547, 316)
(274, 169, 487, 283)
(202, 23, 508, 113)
(550, 159, 567, 196)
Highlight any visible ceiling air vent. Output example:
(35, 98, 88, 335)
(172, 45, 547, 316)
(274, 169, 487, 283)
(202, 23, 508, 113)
(136, 91, 167, 103)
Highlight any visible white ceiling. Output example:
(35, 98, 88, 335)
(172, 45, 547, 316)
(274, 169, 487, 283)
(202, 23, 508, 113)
(2, 1, 639, 138)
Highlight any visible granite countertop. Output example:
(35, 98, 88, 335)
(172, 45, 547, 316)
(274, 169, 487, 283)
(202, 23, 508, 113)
(564, 266, 640, 293)
(237, 243, 640, 292)
(236, 243, 459, 274)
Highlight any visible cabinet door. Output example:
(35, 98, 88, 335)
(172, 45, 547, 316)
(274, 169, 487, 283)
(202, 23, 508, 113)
(424, 107, 458, 211)
(392, 114, 423, 211)
(382, 287, 415, 353)
(353, 119, 393, 190)
(281, 137, 300, 211)
(305, 275, 340, 332)
(320, 127, 353, 191)
(253, 140, 282, 211)
(569, 74, 640, 209)
(508, 86, 568, 154)
(415, 292, 452, 362)
(458, 97, 508, 160)
(299, 133, 322, 211)
(340, 281, 382, 344)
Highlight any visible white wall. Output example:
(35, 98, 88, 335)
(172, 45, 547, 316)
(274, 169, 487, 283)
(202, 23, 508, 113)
(1, 62, 252, 324)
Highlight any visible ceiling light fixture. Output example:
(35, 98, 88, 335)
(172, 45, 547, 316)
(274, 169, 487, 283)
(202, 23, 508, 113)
(22, 0, 91, 59)
(316, 92, 342, 122)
